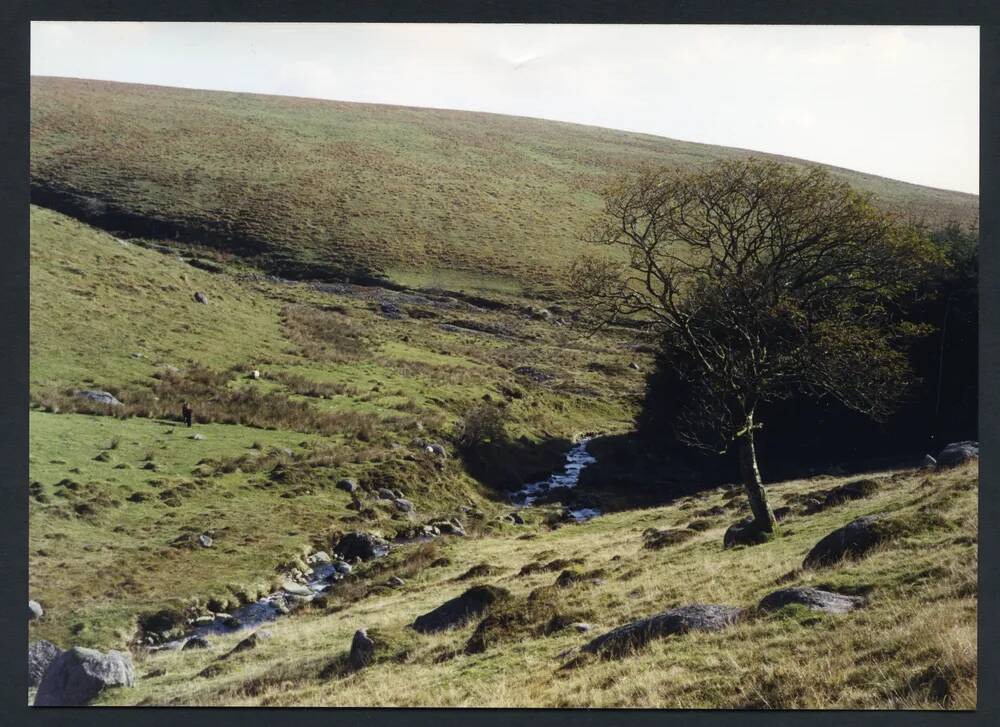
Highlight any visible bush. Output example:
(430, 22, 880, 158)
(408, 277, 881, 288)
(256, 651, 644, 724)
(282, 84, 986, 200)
(456, 402, 509, 451)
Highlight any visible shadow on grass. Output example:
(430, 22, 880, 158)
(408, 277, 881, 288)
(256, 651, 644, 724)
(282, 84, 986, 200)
(459, 435, 572, 495)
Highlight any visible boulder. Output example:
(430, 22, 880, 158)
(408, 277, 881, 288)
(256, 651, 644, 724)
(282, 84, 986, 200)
(393, 498, 416, 513)
(644, 528, 696, 550)
(29, 599, 43, 621)
(937, 441, 978, 468)
(332, 560, 353, 575)
(34, 647, 135, 706)
(412, 585, 510, 634)
(430, 519, 466, 537)
(193, 291, 209, 304)
(307, 550, 332, 565)
(333, 531, 390, 561)
(427, 443, 447, 458)
(197, 533, 213, 548)
(349, 629, 375, 670)
(581, 605, 743, 659)
(803, 515, 894, 568)
(76, 390, 123, 407)
(723, 517, 773, 549)
(377, 487, 396, 501)
(758, 587, 864, 614)
(29, 640, 62, 688)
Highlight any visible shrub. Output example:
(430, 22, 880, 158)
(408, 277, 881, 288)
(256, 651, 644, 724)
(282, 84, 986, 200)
(456, 402, 509, 451)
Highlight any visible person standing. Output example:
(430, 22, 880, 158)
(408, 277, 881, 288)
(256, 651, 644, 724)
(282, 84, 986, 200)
(182, 402, 193, 428)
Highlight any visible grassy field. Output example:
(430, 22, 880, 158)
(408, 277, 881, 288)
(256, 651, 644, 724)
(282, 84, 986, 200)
(28, 204, 644, 649)
(89, 461, 978, 709)
(30, 77, 979, 290)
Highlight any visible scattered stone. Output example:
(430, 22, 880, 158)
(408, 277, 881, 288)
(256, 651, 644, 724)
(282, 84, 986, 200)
(190, 434, 206, 441)
(628, 362, 641, 371)
(34, 647, 135, 706)
(643, 528, 696, 550)
(430, 519, 466, 537)
(377, 487, 396, 500)
(922, 454, 938, 469)
(508, 512, 525, 525)
(29, 600, 43, 621)
(412, 585, 510, 634)
(182, 636, 210, 650)
(427, 443, 447, 458)
(393, 498, 416, 513)
(572, 622, 592, 633)
(349, 629, 375, 669)
(76, 390, 123, 407)
(387, 576, 406, 588)
(803, 515, 895, 569)
(230, 632, 262, 654)
(307, 551, 332, 565)
(333, 531, 390, 561)
(93, 451, 112, 463)
(29, 640, 62, 688)
(197, 533, 213, 548)
(282, 580, 313, 597)
(937, 441, 978, 468)
(758, 587, 865, 614)
(193, 291, 209, 304)
(581, 605, 743, 659)
(380, 301, 404, 319)
(723, 517, 773, 549)
(193, 615, 214, 626)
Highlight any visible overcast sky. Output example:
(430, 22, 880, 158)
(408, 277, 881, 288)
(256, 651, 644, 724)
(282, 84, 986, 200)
(31, 22, 979, 194)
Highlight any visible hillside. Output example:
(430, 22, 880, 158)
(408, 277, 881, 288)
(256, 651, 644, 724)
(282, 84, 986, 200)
(30, 76, 978, 292)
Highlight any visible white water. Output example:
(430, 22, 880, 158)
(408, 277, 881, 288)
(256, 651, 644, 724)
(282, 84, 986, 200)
(512, 437, 601, 522)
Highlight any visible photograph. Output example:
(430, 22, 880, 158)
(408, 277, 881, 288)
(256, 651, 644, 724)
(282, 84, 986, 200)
(25, 21, 979, 708)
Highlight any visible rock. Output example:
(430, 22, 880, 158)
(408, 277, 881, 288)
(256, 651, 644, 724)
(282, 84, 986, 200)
(250, 369, 261, 380)
(427, 443, 447, 458)
(283, 580, 313, 597)
(412, 585, 510, 634)
(822, 478, 881, 507)
(772, 506, 792, 522)
(387, 576, 406, 588)
(380, 301, 404, 319)
(349, 629, 376, 669)
(629, 362, 641, 371)
(531, 307, 553, 321)
(377, 487, 396, 500)
(230, 632, 262, 654)
(509, 512, 525, 525)
(193, 291, 209, 304)
(572, 622, 592, 633)
(723, 517, 773, 549)
(803, 515, 894, 568)
(182, 636, 210, 650)
(581, 605, 743, 659)
(391, 488, 405, 499)
(307, 550, 332, 565)
(644, 528, 696, 550)
(393, 498, 416, 513)
(193, 615, 214, 626)
(430, 519, 466, 537)
(758, 587, 865, 614)
(937, 441, 978, 468)
(332, 560, 353, 575)
(76, 390, 123, 407)
(29, 640, 62, 688)
(922, 454, 938, 469)
(190, 433, 206, 441)
(197, 533, 213, 548)
(34, 647, 135, 706)
(514, 366, 554, 383)
(333, 531, 390, 561)
(29, 599, 43, 621)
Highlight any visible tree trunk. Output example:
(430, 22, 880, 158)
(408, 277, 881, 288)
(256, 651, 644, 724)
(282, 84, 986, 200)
(738, 422, 776, 532)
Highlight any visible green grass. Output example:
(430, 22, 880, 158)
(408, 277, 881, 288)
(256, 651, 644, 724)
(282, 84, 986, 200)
(28, 204, 643, 650)
(31, 76, 978, 289)
(88, 462, 977, 708)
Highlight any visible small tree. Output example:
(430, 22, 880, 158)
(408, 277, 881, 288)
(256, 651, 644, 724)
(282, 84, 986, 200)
(571, 159, 942, 532)
(457, 402, 509, 451)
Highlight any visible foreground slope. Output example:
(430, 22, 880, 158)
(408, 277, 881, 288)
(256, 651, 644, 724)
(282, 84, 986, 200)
(92, 461, 977, 709)
(31, 76, 979, 290)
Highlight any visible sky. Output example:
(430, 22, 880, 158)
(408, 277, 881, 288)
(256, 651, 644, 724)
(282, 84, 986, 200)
(31, 23, 979, 194)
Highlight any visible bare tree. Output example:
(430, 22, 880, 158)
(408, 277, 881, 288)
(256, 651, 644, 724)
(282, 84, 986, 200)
(571, 158, 941, 533)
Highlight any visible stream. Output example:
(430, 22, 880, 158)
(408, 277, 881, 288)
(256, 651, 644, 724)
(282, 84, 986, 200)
(155, 438, 600, 650)
(511, 437, 601, 522)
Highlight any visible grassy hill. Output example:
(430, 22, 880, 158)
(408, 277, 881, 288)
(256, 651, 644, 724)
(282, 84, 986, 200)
(30, 76, 978, 292)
